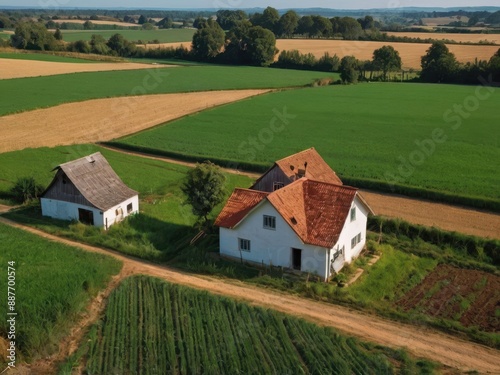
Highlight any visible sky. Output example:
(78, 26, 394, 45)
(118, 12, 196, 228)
(3, 0, 500, 9)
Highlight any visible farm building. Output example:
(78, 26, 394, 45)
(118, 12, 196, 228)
(215, 148, 373, 281)
(40, 152, 139, 229)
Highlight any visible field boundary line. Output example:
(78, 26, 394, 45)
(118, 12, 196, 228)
(1, 216, 499, 373)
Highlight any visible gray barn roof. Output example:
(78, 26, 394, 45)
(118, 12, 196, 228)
(46, 152, 138, 211)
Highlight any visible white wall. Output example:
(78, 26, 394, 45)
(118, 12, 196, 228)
(219, 201, 329, 280)
(328, 195, 370, 278)
(41, 195, 139, 230)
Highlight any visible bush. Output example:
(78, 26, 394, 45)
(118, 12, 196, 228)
(10, 177, 44, 204)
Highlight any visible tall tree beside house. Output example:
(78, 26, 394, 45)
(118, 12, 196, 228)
(192, 19, 225, 59)
(372, 45, 402, 81)
(182, 161, 226, 224)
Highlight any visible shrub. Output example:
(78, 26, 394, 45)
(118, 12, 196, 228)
(10, 177, 44, 204)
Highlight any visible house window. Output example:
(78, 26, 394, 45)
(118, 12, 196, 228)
(263, 215, 276, 230)
(350, 207, 356, 222)
(273, 182, 284, 191)
(115, 207, 123, 216)
(351, 233, 362, 249)
(127, 203, 133, 214)
(333, 246, 344, 261)
(239, 238, 251, 252)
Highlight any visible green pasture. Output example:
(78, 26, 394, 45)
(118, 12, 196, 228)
(0, 66, 335, 115)
(66, 275, 436, 375)
(0, 145, 252, 260)
(116, 83, 500, 204)
(0, 222, 121, 361)
(60, 28, 195, 43)
(0, 51, 95, 63)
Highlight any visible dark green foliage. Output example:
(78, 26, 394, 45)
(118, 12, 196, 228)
(106, 33, 137, 56)
(251, 6, 280, 33)
(191, 19, 225, 59)
(89, 34, 111, 55)
(274, 50, 340, 72)
(10, 177, 44, 204)
(11, 21, 59, 50)
(331, 16, 364, 40)
(340, 55, 360, 83)
(215, 9, 247, 30)
(138, 15, 147, 25)
(67, 39, 91, 53)
(242, 26, 277, 66)
(181, 161, 226, 223)
(277, 10, 299, 37)
(83, 276, 428, 375)
(372, 45, 403, 81)
(420, 41, 459, 83)
(157, 16, 173, 29)
(53, 28, 63, 41)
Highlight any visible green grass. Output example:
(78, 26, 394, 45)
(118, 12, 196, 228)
(0, 32, 10, 40)
(0, 52, 96, 63)
(0, 222, 121, 362)
(115, 83, 500, 205)
(60, 28, 195, 43)
(70, 275, 436, 375)
(0, 66, 335, 116)
(0, 145, 252, 261)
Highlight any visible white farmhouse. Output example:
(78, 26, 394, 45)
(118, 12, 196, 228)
(215, 148, 374, 281)
(40, 152, 139, 230)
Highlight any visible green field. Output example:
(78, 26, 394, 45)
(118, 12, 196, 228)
(61, 28, 195, 43)
(0, 32, 10, 40)
(0, 145, 252, 260)
(0, 52, 96, 63)
(115, 83, 500, 205)
(70, 275, 435, 374)
(0, 222, 121, 361)
(0, 67, 335, 116)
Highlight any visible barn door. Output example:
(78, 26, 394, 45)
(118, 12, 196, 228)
(292, 248, 302, 270)
(78, 208, 94, 225)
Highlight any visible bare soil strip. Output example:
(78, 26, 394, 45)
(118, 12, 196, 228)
(360, 190, 500, 240)
(0, 58, 175, 80)
(0, 216, 498, 374)
(0, 90, 270, 153)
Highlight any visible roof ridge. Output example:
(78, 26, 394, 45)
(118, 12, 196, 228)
(303, 178, 358, 191)
(57, 151, 102, 169)
(275, 147, 316, 163)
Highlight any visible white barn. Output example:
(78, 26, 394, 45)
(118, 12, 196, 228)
(215, 148, 374, 281)
(40, 152, 139, 230)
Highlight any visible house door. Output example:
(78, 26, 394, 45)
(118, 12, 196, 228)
(292, 248, 302, 270)
(78, 208, 94, 225)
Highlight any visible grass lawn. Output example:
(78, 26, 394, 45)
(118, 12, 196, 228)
(115, 83, 500, 204)
(0, 66, 336, 116)
(0, 145, 253, 260)
(0, 51, 96, 63)
(0, 222, 121, 362)
(60, 28, 195, 43)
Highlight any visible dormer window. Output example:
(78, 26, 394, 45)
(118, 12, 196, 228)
(273, 182, 284, 191)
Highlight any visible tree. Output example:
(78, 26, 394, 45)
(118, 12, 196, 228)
(332, 17, 363, 40)
(123, 15, 135, 24)
(158, 17, 173, 29)
(357, 15, 375, 30)
(10, 177, 43, 204)
(11, 22, 58, 51)
(317, 52, 340, 72)
(242, 26, 277, 66)
(372, 45, 402, 81)
(310, 16, 332, 38)
(68, 39, 91, 53)
(216, 9, 246, 30)
(277, 10, 299, 37)
(54, 28, 63, 41)
(181, 161, 226, 223)
(421, 41, 459, 83)
(90, 34, 111, 54)
(83, 20, 93, 30)
(252, 7, 279, 33)
(297, 15, 314, 37)
(142, 22, 154, 30)
(192, 19, 225, 59)
(340, 56, 359, 84)
(107, 33, 136, 57)
(192, 16, 205, 29)
(489, 48, 500, 82)
(138, 15, 147, 25)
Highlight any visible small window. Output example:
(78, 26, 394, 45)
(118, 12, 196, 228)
(115, 207, 123, 216)
(127, 203, 133, 214)
(239, 238, 251, 252)
(273, 182, 284, 191)
(350, 207, 356, 222)
(351, 233, 362, 249)
(263, 215, 276, 230)
(333, 246, 344, 261)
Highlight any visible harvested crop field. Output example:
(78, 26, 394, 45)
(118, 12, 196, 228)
(0, 90, 269, 153)
(275, 40, 499, 69)
(386, 32, 500, 45)
(421, 17, 469, 26)
(0, 58, 173, 79)
(397, 265, 499, 332)
(50, 19, 138, 27)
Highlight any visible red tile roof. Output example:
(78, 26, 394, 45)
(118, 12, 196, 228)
(275, 147, 343, 185)
(214, 189, 268, 229)
(267, 178, 357, 248)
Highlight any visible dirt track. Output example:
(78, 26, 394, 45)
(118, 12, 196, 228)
(0, 58, 175, 79)
(0, 216, 498, 374)
(0, 90, 270, 153)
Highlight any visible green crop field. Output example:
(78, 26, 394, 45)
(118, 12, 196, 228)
(60, 28, 195, 43)
(0, 67, 335, 116)
(0, 32, 10, 40)
(0, 145, 252, 260)
(115, 83, 500, 206)
(0, 52, 95, 63)
(0, 223, 121, 361)
(73, 275, 435, 374)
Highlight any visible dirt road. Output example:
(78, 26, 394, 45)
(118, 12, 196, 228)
(1, 216, 498, 374)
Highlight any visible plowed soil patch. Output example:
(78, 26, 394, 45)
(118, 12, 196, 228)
(0, 90, 269, 153)
(398, 264, 500, 332)
(0, 58, 176, 79)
